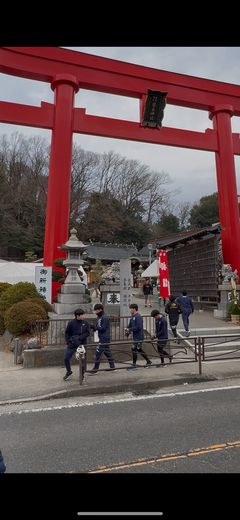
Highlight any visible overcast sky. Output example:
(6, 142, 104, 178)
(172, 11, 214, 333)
(1, 46, 240, 205)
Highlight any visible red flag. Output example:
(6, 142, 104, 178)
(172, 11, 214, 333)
(157, 250, 171, 298)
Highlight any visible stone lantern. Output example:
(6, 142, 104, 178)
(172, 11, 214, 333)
(58, 227, 87, 285)
(50, 228, 92, 316)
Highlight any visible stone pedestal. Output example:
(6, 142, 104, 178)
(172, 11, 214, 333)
(100, 283, 120, 316)
(53, 283, 92, 315)
(214, 284, 240, 318)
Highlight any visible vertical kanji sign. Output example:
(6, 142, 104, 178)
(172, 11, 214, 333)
(35, 266, 52, 304)
(157, 250, 171, 298)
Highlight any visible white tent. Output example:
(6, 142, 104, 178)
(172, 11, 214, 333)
(0, 262, 38, 285)
(141, 260, 159, 278)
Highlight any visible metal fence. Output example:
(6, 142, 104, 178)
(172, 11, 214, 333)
(30, 315, 156, 346)
(78, 338, 190, 384)
(21, 317, 240, 384)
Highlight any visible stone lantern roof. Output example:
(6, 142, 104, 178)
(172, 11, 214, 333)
(58, 228, 88, 253)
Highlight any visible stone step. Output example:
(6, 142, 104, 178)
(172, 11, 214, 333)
(177, 330, 240, 351)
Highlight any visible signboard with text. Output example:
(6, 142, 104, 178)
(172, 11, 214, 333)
(35, 266, 52, 304)
(141, 89, 168, 129)
(157, 250, 171, 298)
(120, 259, 131, 315)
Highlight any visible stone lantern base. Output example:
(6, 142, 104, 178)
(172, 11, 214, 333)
(214, 283, 240, 318)
(53, 283, 92, 315)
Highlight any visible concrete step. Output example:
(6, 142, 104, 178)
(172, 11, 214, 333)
(176, 329, 240, 352)
(177, 326, 240, 335)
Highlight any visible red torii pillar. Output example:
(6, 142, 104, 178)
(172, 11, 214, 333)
(43, 74, 79, 296)
(1, 48, 240, 299)
(209, 105, 240, 270)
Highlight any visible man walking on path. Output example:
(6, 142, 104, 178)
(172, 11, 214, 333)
(64, 309, 90, 381)
(143, 278, 152, 307)
(165, 296, 182, 340)
(151, 309, 172, 366)
(176, 290, 194, 336)
(125, 303, 152, 371)
(89, 304, 116, 374)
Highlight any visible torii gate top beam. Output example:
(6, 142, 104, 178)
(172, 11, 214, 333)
(1, 46, 240, 114)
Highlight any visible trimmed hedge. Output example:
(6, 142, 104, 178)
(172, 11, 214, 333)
(24, 297, 53, 314)
(0, 315, 5, 335)
(4, 300, 47, 336)
(0, 282, 12, 295)
(0, 282, 40, 314)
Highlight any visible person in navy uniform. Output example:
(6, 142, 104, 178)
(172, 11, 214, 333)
(143, 278, 152, 307)
(151, 309, 172, 366)
(176, 290, 194, 336)
(125, 303, 152, 371)
(165, 296, 182, 340)
(63, 308, 90, 381)
(89, 304, 116, 374)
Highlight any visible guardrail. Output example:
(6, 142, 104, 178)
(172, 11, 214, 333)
(77, 334, 240, 384)
(78, 338, 190, 385)
(23, 318, 240, 379)
(30, 315, 156, 346)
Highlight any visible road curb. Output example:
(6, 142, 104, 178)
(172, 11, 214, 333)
(0, 373, 217, 406)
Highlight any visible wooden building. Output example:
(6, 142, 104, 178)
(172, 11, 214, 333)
(139, 224, 222, 302)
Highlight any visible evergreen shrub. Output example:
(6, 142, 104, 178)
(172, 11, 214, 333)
(0, 282, 40, 314)
(4, 300, 47, 336)
(24, 297, 53, 313)
(0, 282, 12, 295)
(0, 315, 5, 335)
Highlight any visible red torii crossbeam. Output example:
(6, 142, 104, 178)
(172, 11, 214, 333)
(1, 47, 240, 299)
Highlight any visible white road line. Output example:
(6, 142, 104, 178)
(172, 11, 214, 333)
(1, 384, 240, 415)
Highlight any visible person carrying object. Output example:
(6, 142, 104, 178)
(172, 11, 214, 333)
(63, 308, 90, 381)
(125, 303, 152, 371)
(89, 304, 116, 374)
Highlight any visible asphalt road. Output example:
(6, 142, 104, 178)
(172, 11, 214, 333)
(1, 380, 240, 517)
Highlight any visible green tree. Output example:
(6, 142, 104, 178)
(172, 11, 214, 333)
(157, 213, 180, 235)
(189, 193, 219, 229)
(117, 214, 150, 248)
(78, 192, 123, 243)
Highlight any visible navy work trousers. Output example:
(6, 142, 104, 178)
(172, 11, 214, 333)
(64, 346, 85, 377)
(182, 312, 190, 331)
(93, 343, 115, 370)
(157, 340, 169, 364)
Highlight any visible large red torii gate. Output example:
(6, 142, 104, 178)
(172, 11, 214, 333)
(1, 46, 240, 299)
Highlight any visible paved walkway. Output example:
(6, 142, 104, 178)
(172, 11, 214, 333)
(1, 290, 240, 405)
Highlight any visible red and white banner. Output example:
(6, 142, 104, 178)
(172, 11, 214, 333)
(157, 250, 171, 298)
